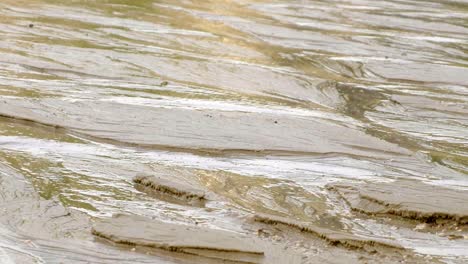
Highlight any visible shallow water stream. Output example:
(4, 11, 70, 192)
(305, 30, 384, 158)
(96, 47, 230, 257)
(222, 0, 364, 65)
(0, 0, 467, 263)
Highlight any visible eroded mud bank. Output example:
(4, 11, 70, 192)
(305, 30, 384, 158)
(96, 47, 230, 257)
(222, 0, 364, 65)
(328, 181, 468, 225)
(133, 174, 206, 206)
(91, 213, 435, 264)
(92, 214, 267, 263)
(252, 213, 402, 250)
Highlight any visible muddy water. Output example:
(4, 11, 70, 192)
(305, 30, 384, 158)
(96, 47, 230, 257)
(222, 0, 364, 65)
(0, 0, 467, 263)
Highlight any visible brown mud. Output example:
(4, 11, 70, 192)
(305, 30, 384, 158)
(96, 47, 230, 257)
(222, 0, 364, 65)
(92, 214, 266, 263)
(0, 162, 173, 263)
(133, 174, 206, 206)
(328, 180, 468, 225)
(0, 98, 408, 157)
(252, 213, 403, 250)
(1, 0, 468, 263)
(249, 213, 439, 264)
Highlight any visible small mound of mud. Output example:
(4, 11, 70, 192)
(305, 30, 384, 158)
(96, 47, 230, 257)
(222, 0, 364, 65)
(133, 175, 206, 206)
(328, 180, 468, 225)
(92, 214, 264, 263)
(252, 213, 402, 250)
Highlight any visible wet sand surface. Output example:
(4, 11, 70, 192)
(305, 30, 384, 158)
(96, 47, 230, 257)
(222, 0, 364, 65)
(0, 0, 467, 263)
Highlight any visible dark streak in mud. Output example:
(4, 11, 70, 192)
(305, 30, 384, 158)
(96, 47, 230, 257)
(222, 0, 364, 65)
(133, 175, 206, 206)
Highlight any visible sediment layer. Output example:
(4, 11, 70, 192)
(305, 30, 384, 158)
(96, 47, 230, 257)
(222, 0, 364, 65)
(0, 98, 408, 157)
(253, 213, 402, 250)
(92, 214, 264, 263)
(133, 174, 206, 203)
(328, 180, 468, 224)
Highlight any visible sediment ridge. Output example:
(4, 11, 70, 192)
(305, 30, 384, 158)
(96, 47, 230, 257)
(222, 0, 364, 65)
(252, 213, 403, 250)
(92, 214, 265, 263)
(327, 180, 468, 225)
(133, 174, 206, 205)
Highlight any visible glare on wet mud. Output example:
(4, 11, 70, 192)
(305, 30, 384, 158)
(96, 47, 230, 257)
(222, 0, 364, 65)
(0, 0, 467, 263)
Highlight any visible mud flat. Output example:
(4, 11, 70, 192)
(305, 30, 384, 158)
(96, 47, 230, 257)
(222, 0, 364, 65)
(253, 213, 402, 250)
(1, 0, 468, 262)
(328, 180, 468, 225)
(133, 174, 206, 206)
(0, 163, 89, 240)
(0, 98, 408, 157)
(92, 214, 304, 264)
(250, 213, 440, 263)
(0, 163, 164, 263)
